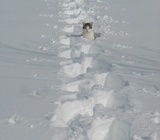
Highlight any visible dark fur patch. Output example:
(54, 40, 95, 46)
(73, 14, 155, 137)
(83, 23, 93, 29)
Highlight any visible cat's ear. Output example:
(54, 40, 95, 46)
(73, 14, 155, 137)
(82, 22, 85, 26)
(90, 22, 93, 27)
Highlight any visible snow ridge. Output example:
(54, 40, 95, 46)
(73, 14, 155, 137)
(51, 0, 130, 139)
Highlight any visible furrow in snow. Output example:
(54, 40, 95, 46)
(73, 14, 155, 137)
(51, 0, 130, 139)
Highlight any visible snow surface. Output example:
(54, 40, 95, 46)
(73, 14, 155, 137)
(0, 0, 160, 140)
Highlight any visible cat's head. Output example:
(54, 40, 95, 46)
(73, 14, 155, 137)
(82, 22, 93, 32)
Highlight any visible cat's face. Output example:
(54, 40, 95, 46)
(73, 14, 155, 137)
(83, 22, 93, 32)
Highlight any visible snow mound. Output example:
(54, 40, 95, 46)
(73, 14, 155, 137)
(62, 80, 81, 92)
(61, 62, 83, 77)
(71, 44, 92, 58)
(61, 72, 108, 93)
(88, 117, 130, 140)
(94, 72, 108, 86)
(104, 73, 127, 90)
(92, 89, 114, 108)
(91, 55, 112, 72)
(106, 119, 130, 140)
(51, 98, 95, 127)
(87, 117, 115, 140)
(59, 36, 71, 46)
(52, 89, 118, 127)
(60, 56, 92, 77)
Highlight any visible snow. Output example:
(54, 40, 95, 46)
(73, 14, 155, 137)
(104, 73, 126, 90)
(0, 0, 160, 140)
(87, 117, 115, 140)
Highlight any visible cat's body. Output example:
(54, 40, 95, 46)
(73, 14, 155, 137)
(82, 22, 95, 40)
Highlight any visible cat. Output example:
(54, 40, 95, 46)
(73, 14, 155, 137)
(82, 22, 95, 40)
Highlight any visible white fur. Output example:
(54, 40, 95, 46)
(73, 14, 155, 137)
(83, 29, 95, 40)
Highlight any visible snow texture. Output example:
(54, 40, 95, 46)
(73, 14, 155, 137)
(0, 0, 160, 140)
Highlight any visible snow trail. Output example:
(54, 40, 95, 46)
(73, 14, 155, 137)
(51, 0, 130, 139)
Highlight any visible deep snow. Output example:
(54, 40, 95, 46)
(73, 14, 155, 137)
(0, 0, 160, 140)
